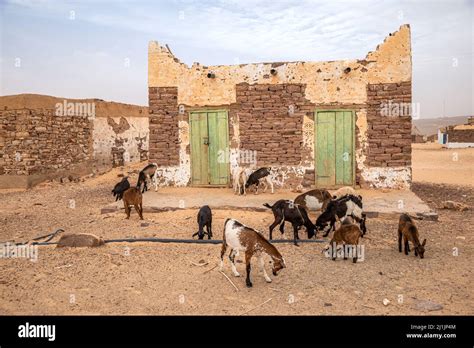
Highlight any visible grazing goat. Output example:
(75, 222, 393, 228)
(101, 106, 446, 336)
(192, 205, 212, 240)
(111, 177, 130, 201)
(220, 219, 286, 287)
(232, 168, 251, 195)
(264, 200, 316, 246)
(325, 221, 362, 263)
(315, 194, 367, 237)
(123, 187, 144, 220)
(398, 213, 426, 259)
(137, 163, 158, 193)
(294, 189, 332, 211)
(245, 167, 274, 194)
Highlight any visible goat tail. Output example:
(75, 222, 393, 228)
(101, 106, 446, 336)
(263, 203, 273, 209)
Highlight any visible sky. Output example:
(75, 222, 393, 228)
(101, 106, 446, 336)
(0, 0, 472, 119)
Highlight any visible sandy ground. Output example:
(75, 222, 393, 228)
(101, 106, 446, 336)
(0, 147, 473, 315)
(412, 143, 474, 186)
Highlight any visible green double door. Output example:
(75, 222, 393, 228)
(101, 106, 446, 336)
(190, 110, 229, 186)
(315, 110, 354, 187)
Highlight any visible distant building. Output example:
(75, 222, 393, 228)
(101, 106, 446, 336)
(411, 125, 425, 143)
(437, 118, 474, 148)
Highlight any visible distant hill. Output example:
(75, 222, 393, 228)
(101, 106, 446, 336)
(413, 116, 470, 136)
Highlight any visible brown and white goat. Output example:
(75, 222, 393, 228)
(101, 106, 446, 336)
(398, 213, 426, 258)
(325, 218, 362, 263)
(123, 187, 144, 220)
(331, 186, 356, 200)
(220, 218, 286, 287)
(233, 168, 251, 195)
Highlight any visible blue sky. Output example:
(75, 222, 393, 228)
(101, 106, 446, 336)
(0, 0, 472, 119)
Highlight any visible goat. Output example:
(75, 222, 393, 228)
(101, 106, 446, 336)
(111, 176, 130, 201)
(192, 205, 212, 240)
(137, 163, 158, 193)
(331, 186, 356, 199)
(398, 213, 426, 259)
(294, 189, 332, 211)
(315, 194, 367, 237)
(264, 200, 316, 246)
(245, 167, 274, 194)
(122, 187, 144, 220)
(324, 221, 362, 263)
(220, 218, 286, 288)
(232, 168, 251, 195)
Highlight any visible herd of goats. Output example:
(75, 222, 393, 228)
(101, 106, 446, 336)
(111, 163, 427, 288)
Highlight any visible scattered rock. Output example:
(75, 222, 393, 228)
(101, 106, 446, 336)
(140, 222, 150, 227)
(442, 201, 469, 211)
(324, 303, 332, 307)
(412, 299, 443, 312)
(56, 233, 105, 248)
(383, 299, 390, 306)
(456, 236, 466, 240)
(33, 203, 43, 206)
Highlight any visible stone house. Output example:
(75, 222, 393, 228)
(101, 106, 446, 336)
(152, 24, 412, 189)
(0, 94, 149, 188)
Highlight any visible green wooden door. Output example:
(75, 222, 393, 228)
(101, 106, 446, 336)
(190, 111, 229, 185)
(315, 110, 354, 187)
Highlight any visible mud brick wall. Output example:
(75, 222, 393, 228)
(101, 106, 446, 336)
(366, 82, 412, 167)
(235, 83, 314, 165)
(148, 87, 179, 166)
(0, 109, 92, 175)
(446, 127, 474, 143)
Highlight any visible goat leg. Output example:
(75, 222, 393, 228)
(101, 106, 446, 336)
(245, 252, 253, 287)
(398, 229, 402, 253)
(292, 224, 299, 246)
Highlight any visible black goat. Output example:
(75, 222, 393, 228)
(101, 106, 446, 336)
(245, 167, 273, 194)
(111, 177, 130, 201)
(315, 194, 367, 237)
(264, 200, 316, 246)
(192, 205, 212, 240)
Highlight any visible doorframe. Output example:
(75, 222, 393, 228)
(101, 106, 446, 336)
(314, 109, 356, 188)
(188, 109, 230, 187)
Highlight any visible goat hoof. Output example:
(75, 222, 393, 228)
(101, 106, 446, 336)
(353, 259, 357, 263)
(265, 278, 272, 283)
(246, 282, 253, 288)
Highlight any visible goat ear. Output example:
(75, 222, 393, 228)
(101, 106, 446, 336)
(422, 239, 426, 246)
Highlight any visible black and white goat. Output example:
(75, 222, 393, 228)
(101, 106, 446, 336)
(245, 167, 274, 194)
(315, 194, 367, 237)
(137, 163, 159, 193)
(264, 200, 316, 246)
(111, 177, 130, 201)
(192, 205, 213, 240)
